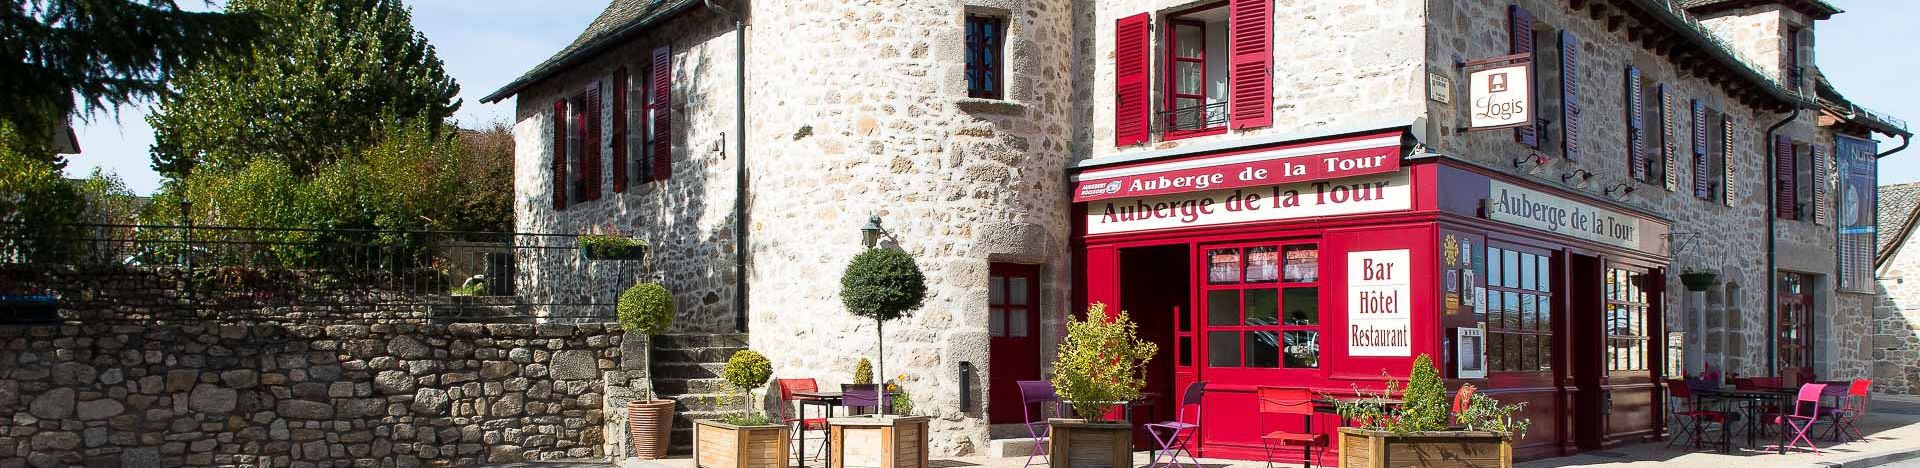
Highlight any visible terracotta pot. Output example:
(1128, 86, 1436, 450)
(627, 399, 676, 459)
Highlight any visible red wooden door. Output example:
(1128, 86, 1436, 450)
(988, 263, 1042, 424)
(1777, 273, 1815, 386)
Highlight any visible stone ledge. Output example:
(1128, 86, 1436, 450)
(954, 98, 1029, 116)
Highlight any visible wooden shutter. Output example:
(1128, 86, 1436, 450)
(1510, 5, 1538, 148)
(612, 67, 628, 193)
(1115, 13, 1152, 146)
(650, 46, 673, 181)
(1560, 31, 1580, 161)
(1228, 0, 1272, 129)
(1723, 117, 1736, 207)
(1691, 100, 1709, 199)
(1626, 67, 1645, 181)
(1660, 85, 1677, 191)
(1813, 144, 1828, 225)
(1775, 134, 1795, 219)
(585, 83, 603, 200)
(552, 99, 568, 210)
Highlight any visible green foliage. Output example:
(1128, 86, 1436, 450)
(2, 0, 259, 155)
(1457, 389, 1530, 438)
(581, 235, 647, 260)
(853, 358, 873, 385)
(723, 350, 773, 393)
(1051, 303, 1157, 422)
(1330, 357, 1529, 438)
(0, 134, 85, 262)
(616, 282, 675, 335)
(887, 380, 913, 416)
(148, 0, 458, 178)
(1401, 354, 1448, 432)
(839, 248, 928, 322)
(449, 283, 484, 297)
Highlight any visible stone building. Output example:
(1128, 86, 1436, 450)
(483, 0, 1906, 460)
(1874, 182, 1920, 395)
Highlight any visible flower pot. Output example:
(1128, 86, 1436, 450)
(1337, 427, 1513, 468)
(626, 399, 676, 459)
(1046, 419, 1132, 468)
(827, 414, 931, 468)
(1680, 272, 1718, 291)
(693, 419, 790, 468)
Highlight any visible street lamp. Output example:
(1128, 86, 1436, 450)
(861, 215, 885, 249)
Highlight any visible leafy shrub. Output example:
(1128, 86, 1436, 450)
(840, 248, 927, 322)
(718, 349, 774, 424)
(1457, 390, 1530, 437)
(1400, 354, 1448, 432)
(1051, 303, 1157, 422)
(1330, 355, 1529, 437)
(853, 358, 873, 385)
(617, 282, 674, 334)
(580, 234, 647, 260)
(449, 282, 484, 296)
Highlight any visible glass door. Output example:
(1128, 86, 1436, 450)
(1777, 273, 1815, 385)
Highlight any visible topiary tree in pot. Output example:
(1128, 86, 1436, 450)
(617, 282, 675, 459)
(694, 349, 787, 468)
(839, 247, 927, 414)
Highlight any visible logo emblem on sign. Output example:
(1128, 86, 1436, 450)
(1488, 72, 1508, 92)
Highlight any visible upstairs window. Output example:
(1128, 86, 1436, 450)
(624, 64, 661, 185)
(568, 93, 589, 205)
(965, 15, 1006, 99)
(1161, 5, 1228, 138)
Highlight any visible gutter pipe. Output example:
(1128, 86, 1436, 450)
(703, 0, 749, 333)
(1762, 82, 1802, 379)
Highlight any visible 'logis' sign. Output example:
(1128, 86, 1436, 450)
(1348, 249, 1412, 357)
(1485, 180, 1647, 250)
(1084, 172, 1412, 235)
(1072, 131, 1403, 202)
(1465, 55, 1533, 131)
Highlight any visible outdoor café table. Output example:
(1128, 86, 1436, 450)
(1693, 387, 1797, 450)
(791, 391, 843, 467)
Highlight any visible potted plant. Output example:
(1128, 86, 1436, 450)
(1048, 303, 1156, 468)
(1680, 268, 1718, 292)
(839, 247, 928, 414)
(1333, 355, 1529, 468)
(694, 349, 789, 468)
(619, 282, 676, 459)
(579, 225, 648, 260)
(827, 372, 931, 468)
(853, 358, 874, 385)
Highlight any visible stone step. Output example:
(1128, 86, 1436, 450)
(986, 437, 1049, 458)
(650, 377, 732, 395)
(649, 333, 748, 351)
(668, 393, 738, 413)
(652, 362, 726, 380)
(651, 346, 743, 364)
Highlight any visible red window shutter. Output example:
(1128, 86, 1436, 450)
(552, 99, 568, 211)
(1559, 31, 1580, 161)
(1510, 5, 1537, 148)
(1775, 134, 1795, 219)
(1228, 0, 1272, 129)
(650, 46, 673, 181)
(585, 84, 603, 200)
(1114, 13, 1151, 146)
(1626, 67, 1644, 181)
(612, 67, 628, 193)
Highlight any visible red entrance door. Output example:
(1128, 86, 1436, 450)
(1777, 273, 1815, 386)
(988, 263, 1042, 424)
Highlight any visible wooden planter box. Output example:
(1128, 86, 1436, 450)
(693, 419, 789, 468)
(1338, 427, 1513, 468)
(1047, 419, 1132, 468)
(827, 415, 931, 468)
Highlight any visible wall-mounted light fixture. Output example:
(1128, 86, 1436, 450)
(1604, 183, 1637, 199)
(1512, 153, 1552, 175)
(861, 215, 887, 249)
(1560, 169, 1594, 188)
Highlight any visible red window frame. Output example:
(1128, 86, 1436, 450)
(1197, 239, 1322, 379)
(1162, 14, 1225, 141)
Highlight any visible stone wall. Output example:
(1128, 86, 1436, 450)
(0, 322, 637, 467)
(1874, 236, 1920, 394)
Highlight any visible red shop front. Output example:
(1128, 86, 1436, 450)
(1069, 128, 1673, 461)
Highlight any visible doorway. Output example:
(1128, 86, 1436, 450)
(1777, 272, 1815, 386)
(1120, 245, 1189, 448)
(987, 263, 1041, 425)
(1570, 256, 1663, 448)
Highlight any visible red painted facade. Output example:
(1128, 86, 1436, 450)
(1066, 128, 1675, 461)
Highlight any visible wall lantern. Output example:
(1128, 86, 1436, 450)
(1604, 183, 1637, 199)
(1512, 153, 1551, 175)
(861, 215, 886, 249)
(1560, 169, 1594, 188)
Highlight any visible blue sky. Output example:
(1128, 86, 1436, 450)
(65, 0, 1920, 195)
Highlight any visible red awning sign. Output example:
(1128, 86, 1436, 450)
(1072, 131, 1405, 202)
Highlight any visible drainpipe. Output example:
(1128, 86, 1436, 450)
(703, 0, 748, 333)
(1762, 90, 1801, 379)
(1876, 133, 1910, 160)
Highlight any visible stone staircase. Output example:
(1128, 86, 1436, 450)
(649, 333, 749, 454)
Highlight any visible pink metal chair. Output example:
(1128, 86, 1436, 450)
(1256, 387, 1326, 468)
(1820, 379, 1871, 441)
(1016, 380, 1058, 467)
(1145, 381, 1208, 468)
(1770, 383, 1829, 454)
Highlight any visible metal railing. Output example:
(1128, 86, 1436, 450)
(1159, 101, 1228, 134)
(0, 223, 635, 324)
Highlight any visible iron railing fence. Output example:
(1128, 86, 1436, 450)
(0, 223, 637, 324)
(1159, 101, 1228, 134)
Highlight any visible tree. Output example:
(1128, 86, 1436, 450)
(839, 247, 928, 408)
(148, 0, 459, 178)
(1, 0, 258, 158)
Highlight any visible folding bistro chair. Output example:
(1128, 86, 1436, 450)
(776, 378, 829, 463)
(1145, 381, 1208, 468)
(1016, 380, 1058, 467)
(1256, 387, 1327, 468)
(1664, 379, 1729, 450)
(842, 384, 882, 415)
(1820, 379, 1871, 442)
(1770, 383, 1830, 454)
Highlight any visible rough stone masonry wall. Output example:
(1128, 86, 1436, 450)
(1874, 236, 1920, 394)
(0, 322, 636, 467)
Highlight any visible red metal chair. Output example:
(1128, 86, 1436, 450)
(1145, 381, 1208, 468)
(1820, 379, 1871, 441)
(1256, 387, 1326, 468)
(1769, 383, 1829, 454)
(1450, 384, 1477, 428)
(1016, 380, 1058, 467)
(1664, 379, 1729, 450)
(776, 378, 828, 462)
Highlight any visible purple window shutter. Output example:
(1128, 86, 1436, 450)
(1510, 5, 1537, 148)
(1626, 67, 1644, 181)
(1560, 31, 1580, 161)
(1660, 85, 1677, 191)
(1775, 134, 1795, 219)
(1692, 100, 1708, 199)
(650, 46, 673, 181)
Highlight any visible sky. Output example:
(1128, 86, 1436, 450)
(63, 0, 1920, 195)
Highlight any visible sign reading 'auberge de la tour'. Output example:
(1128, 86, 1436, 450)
(1465, 55, 1533, 131)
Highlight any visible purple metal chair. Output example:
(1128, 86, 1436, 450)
(1016, 380, 1058, 467)
(1145, 381, 1208, 468)
(842, 384, 882, 415)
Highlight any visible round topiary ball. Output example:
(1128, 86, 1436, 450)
(839, 248, 928, 322)
(722, 349, 773, 392)
(617, 282, 674, 335)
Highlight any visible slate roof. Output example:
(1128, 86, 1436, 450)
(1879, 182, 1920, 264)
(480, 0, 701, 103)
(1676, 0, 1841, 20)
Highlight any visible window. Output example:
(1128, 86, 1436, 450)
(1696, 108, 1728, 202)
(1627, 67, 1665, 185)
(625, 64, 660, 184)
(1785, 27, 1804, 86)
(1203, 243, 1320, 369)
(1529, 24, 1562, 150)
(1484, 246, 1553, 373)
(988, 264, 1036, 338)
(1795, 143, 1814, 221)
(1160, 5, 1228, 137)
(965, 15, 1006, 99)
(568, 93, 588, 205)
(1604, 267, 1651, 372)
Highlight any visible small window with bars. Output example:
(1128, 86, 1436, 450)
(965, 15, 1006, 99)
